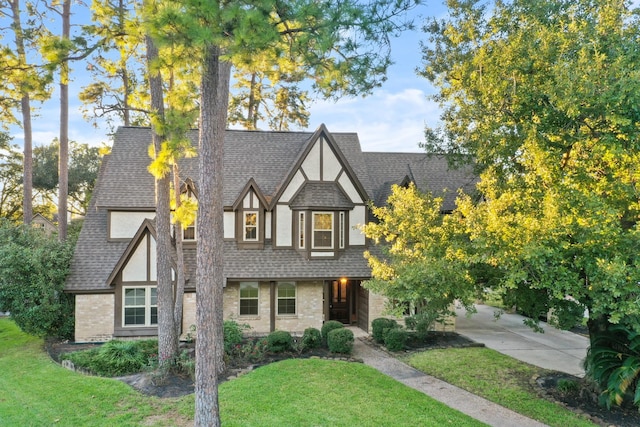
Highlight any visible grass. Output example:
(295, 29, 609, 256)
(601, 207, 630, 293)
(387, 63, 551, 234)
(406, 347, 596, 427)
(0, 318, 484, 426)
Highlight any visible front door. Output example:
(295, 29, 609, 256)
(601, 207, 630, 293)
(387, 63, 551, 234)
(329, 279, 350, 324)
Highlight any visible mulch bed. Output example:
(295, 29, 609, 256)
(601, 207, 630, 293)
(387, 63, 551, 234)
(47, 333, 640, 426)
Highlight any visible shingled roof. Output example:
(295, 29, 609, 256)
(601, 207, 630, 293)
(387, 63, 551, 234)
(65, 125, 476, 293)
(363, 152, 477, 211)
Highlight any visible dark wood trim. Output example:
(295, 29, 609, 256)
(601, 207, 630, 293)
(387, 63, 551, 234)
(270, 281, 276, 332)
(114, 326, 158, 337)
(323, 281, 330, 323)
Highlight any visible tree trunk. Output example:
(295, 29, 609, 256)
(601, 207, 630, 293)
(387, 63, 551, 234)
(10, 0, 33, 224)
(173, 163, 185, 338)
(58, 0, 70, 241)
(146, 34, 178, 365)
(195, 42, 231, 427)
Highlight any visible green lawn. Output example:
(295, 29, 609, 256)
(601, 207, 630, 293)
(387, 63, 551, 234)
(0, 319, 484, 426)
(406, 347, 596, 427)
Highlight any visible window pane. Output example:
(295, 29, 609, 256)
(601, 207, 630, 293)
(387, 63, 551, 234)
(183, 226, 195, 240)
(240, 283, 258, 298)
(150, 288, 157, 306)
(277, 283, 295, 298)
(125, 288, 145, 306)
(313, 230, 332, 248)
(277, 299, 296, 315)
(314, 213, 332, 230)
(124, 307, 145, 325)
(240, 299, 258, 316)
(245, 213, 257, 226)
(150, 307, 158, 325)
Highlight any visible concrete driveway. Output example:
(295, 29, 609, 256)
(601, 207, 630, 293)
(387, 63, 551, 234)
(455, 304, 590, 377)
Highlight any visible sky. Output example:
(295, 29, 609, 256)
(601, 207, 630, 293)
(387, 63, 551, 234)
(9, 2, 447, 154)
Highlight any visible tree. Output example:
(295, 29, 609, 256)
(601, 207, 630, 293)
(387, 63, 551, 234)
(142, 0, 420, 424)
(0, 219, 75, 339)
(1, 0, 53, 224)
(0, 134, 23, 221)
(32, 141, 102, 217)
(420, 0, 640, 339)
(229, 53, 310, 131)
(363, 183, 479, 321)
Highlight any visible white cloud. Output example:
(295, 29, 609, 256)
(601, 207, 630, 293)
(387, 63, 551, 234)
(308, 88, 440, 152)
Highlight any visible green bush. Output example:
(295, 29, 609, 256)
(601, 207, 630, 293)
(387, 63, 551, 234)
(301, 327, 322, 350)
(223, 320, 249, 354)
(0, 220, 75, 339)
(267, 330, 293, 353)
(327, 328, 354, 354)
(372, 318, 398, 343)
(584, 324, 640, 409)
(321, 320, 344, 344)
(62, 339, 159, 376)
(383, 328, 408, 351)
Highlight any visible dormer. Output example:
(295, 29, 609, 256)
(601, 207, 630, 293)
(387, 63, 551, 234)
(271, 125, 369, 259)
(232, 179, 269, 249)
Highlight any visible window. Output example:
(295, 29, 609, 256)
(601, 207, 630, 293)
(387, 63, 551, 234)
(244, 212, 258, 241)
(183, 223, 196, 241)
(277, 282, 296, 315)
(312, 212, 333, 249)
(123, 287, 157, 326)
(299, 212, 305, 248)
(239, 282, 259, 316)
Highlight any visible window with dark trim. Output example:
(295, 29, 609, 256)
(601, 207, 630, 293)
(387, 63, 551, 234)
(339, 212, 345, 249)
(299, 212, 305, 248)
(277, 282, 296, 315)
(239, 282, 259, 315)
(123, 287, 157, 326)
(312, 212, 333, 249)
(244, 212, 258, 241)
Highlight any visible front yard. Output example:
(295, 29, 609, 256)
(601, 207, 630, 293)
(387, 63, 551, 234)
(0, 318, 483, 427)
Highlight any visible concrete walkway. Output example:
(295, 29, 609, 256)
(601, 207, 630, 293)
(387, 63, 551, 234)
(455, 304, 590, 377)
(350, 330, 548, 427)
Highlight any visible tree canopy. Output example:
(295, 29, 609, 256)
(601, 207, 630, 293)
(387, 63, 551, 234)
(414, 0, 640, 333)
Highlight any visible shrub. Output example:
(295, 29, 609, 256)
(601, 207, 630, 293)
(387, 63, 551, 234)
(301, 327, 322, 350)
(267, 330, 293, 353)
(383, 328, 408, 351)
(405, 312, 440, 340)
(0, 220, 75, 339)
(62, 339, 158, 377)
(327, 328, 354, 354)
(223, 320, 249, 354)
(372, 318, 398, 343)
(584, 324, 640, 409)
(321, 321, 344, 344)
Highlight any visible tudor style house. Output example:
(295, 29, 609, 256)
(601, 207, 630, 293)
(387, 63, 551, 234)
(65, 125, 475, 342)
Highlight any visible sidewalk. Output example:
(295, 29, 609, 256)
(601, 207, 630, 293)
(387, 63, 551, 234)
(350, 334, 548, 427)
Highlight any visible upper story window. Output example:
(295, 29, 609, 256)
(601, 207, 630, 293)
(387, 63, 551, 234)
(312, 212, 333, 249)
(298, 212, 305, 248)
(244, 212, 258, 241)
(177, 184, 198, 242)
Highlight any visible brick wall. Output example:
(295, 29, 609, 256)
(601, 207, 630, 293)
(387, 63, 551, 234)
(221, 281, 324, 335)
(75, 294, 114, 342)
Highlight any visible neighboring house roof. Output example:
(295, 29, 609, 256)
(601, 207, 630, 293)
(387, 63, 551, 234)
(363, 152, 477, 211)
(66, 125, 476, 293)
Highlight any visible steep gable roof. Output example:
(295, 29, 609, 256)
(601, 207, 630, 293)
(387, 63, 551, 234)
(363, 152, 477, 211)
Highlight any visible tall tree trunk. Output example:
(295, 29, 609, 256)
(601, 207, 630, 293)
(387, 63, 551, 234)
(58, 0, 70, 241)
(10, 0, 33, 224)
(195, 42, 231, 427)
(173, 163, 185, 338)
(146, 34, 178, 365)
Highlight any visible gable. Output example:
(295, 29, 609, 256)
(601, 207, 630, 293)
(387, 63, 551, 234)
(273, 125, 369, 207)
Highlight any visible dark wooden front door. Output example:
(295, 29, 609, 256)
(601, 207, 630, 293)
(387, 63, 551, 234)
(329, 279, 350, 324)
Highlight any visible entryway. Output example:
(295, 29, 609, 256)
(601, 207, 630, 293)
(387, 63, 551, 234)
(326, 279, 361, 325)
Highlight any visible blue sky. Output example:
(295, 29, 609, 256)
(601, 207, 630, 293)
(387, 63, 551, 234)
(10, 2, 447, 154)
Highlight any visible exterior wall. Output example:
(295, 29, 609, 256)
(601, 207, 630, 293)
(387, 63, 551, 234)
(180, 292, 197, 340)
(109, 211, 155, 239)
(222, 281, 324, 335)
(75, 294, 115, 342)
(275, 281, 323, 334)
